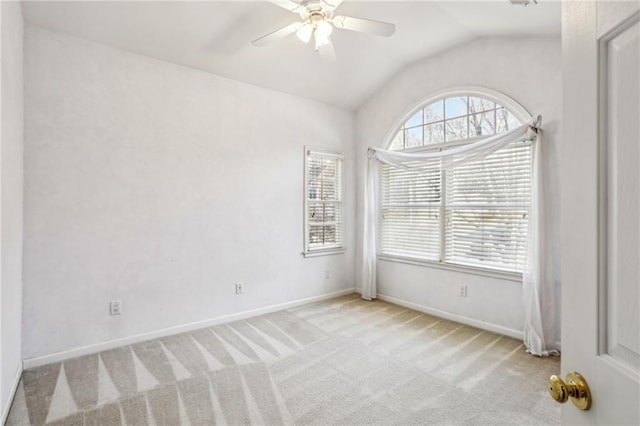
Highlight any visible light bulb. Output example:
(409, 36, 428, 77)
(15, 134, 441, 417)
(314, 20, 333, 48)
(315, 20, 333, 39)
(296, 23, 313, 43)
(315, 34, 329, 48)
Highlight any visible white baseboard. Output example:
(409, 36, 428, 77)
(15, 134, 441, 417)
(1, 362, 23, 425)
(23, 288, 356, 369)
(377, 293, 524, 341)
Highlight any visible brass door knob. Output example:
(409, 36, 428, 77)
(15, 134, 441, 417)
(548, 371, 592, 410)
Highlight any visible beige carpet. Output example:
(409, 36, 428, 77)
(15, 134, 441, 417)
(6, 293, 560, 425)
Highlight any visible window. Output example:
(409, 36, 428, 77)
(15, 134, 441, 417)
(303, 149, 344, 256)
(381, 92, 531, 274)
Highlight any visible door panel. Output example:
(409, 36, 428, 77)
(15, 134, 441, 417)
(598, 1, 640, 37)
(562, 1, 640, 424)
(604, 16, 640, 371)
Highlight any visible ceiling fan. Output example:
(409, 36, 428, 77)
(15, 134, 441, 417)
(252, 0, 396, 61)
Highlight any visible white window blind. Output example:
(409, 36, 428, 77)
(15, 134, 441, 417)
(380, 94, 531, 274)
(444, 141, 532, 272)
(304, 150, 344, 254)
(380, 161, 441, 260)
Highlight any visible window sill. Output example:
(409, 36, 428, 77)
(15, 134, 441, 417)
(302, 248, 345, 258)
(377, 254, 522, 282)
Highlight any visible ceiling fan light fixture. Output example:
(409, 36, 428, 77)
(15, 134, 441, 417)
(313, 20, 333, 48)
(254, 0, 396, 59)
(296, 22, 313, 43)
(314, 34, 331, 49)
(315, 20, 333, 39)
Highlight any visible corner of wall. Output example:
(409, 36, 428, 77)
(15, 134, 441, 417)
(0, 363, 23, 425)
(350, 36, 562, 338)
(0, 0, 25, 421)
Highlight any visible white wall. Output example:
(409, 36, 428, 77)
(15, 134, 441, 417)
(1, 0, 24, 420)
(355, 37, 562, 338)
(23, 25, 355, 361)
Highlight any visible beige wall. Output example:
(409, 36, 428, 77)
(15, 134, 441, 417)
(22, 25, 355, 362)
(354, 37, 562, 342)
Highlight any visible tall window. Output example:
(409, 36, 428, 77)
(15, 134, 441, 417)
(381, 93, 531, 273)
(304, 149, 344, 256)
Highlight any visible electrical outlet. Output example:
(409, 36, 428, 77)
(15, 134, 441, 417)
(459, 285, 468, 297)
(235, 282, 244, 294)
(110, 300, 122, 316)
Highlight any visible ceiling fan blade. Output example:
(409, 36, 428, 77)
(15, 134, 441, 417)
(252, 22, 304, 47)
(321, 0, 344, 10)
(332, 15, 396, 37)
(267, 0, 306, 13)
(317, 39, 336, 62)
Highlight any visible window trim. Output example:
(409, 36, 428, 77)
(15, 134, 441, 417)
(377, 254, 522, 282)
(379, 87, 532, 275)
(381, 87, 531, 151)
(302, 147, 345, 257)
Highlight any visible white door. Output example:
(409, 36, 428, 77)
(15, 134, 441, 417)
(561, 0, 640, 424)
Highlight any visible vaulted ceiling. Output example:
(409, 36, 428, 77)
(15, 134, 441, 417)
(22, 1, 561, 110)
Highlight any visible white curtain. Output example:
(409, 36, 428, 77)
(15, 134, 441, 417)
(361, 116, 558, 356)
(522, 136, 559, 356)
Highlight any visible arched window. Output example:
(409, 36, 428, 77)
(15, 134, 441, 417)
(380, 89, 532, 274)
(388, 93, 524, 150)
